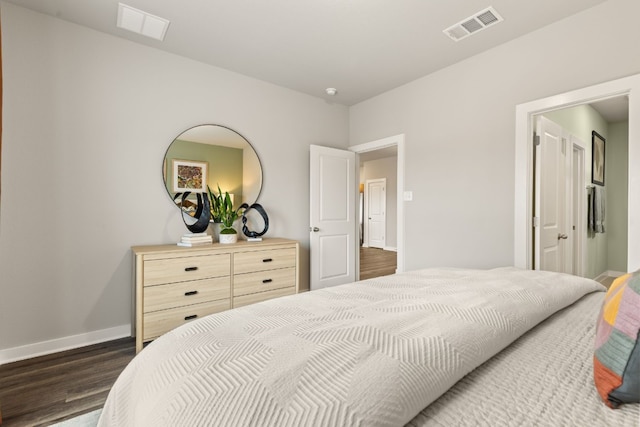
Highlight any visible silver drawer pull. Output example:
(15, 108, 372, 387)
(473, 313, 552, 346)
(262, 258, 273, 263)
(184, 314, 198, 321)
(185, 266, 198, 272)
(262, 279, 273, 284)
(184, 290, 198, 296)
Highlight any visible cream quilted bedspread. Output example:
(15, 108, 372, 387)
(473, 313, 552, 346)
(409, 291, 640, 426)
(99, 267, 603, 427)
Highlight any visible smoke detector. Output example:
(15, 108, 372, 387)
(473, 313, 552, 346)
(326, 88, 338, 96)
(443, 6, 503, 42)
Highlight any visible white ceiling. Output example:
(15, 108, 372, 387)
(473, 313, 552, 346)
(590, 96, 629, 123)
(5, 0, 610, 106)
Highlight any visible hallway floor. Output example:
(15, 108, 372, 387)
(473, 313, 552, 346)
(359, 247, 397, 280)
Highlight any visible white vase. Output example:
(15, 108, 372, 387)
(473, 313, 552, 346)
(210, 222, 222, 242)
(211, 220, 242, 243)
(219, 232, 238, 244)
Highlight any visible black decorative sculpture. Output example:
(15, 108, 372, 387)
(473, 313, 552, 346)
(239, 203, 269, 238)
(173, 192, 211, 234)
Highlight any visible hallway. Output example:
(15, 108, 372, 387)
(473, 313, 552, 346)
(360, 247, 397, 280)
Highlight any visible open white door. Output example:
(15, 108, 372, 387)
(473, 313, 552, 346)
(365, 178, 386, 248)
(534, 116, 569, 272)
(310, 145, 356, 290)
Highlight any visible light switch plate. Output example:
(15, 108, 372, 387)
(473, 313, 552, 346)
(403, 191, 413, 201)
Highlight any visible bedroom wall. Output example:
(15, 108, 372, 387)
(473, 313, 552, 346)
(0, 3, 349, 361)
(607, 121, 629, 274)
(349, 0, 640, 272)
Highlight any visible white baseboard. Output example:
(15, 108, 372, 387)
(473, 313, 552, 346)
(0, 324, 131, 365)
(594, 270, 626, 283)
(361, 244, 397, 252)
(606, 270, 626, 278)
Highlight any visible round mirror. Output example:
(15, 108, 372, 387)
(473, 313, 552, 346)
(163, 125, 262, 209)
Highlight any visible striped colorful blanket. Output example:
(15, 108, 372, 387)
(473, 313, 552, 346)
(594, 271, 640, 408)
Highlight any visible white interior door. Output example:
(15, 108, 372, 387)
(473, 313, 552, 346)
(310, 145, 356, 290)
(571, 141, 586, 276)
(365, 178, 386, 248)
(535, 116, 569, 273)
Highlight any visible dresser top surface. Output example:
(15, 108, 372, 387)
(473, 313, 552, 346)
(132, 238, 298, 255)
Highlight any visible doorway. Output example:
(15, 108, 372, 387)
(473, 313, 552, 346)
(533, 115, 586, 275)
(533, 101, 628, 279)
(361, 171, 393, 280)
(363, 178, 387, 249)
(515, 74, 638, 274)
(309, 137, 405, 291)
(350, 134, 405, 280)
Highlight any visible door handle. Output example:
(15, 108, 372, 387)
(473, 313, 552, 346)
(310, 227, 320, 232)
(558, 233, 568, 240)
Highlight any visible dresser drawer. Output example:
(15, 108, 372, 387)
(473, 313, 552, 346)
(144, 277, 231, 313)
(144, 254, 230, 286)
(143, 299, 230, 341)
(233, 286, 296, 308)
(233, 248, 296, 275)
(233, 267, 296, 297)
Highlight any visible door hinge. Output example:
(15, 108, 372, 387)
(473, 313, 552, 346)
(533, 216, 539, 227)
(534, 134, 540, 146)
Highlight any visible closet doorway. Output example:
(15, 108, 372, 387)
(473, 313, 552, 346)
(528, 95, 629, 280)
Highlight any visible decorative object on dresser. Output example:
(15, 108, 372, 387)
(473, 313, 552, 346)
(132, 238, 299, 352)
(207, 184, 229, 224)
(177, 232, 212, 247)
(209, 184, 244, 244)
(173, 191, 211, 234)
(240, 203, 269, 241)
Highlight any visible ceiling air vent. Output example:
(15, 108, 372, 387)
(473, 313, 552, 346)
(443, 6, 503, 42)
(117, 3, 170, 41)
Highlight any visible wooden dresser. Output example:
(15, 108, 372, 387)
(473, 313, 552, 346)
(132, 238, 299, 352)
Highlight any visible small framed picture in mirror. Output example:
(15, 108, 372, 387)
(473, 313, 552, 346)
(591, 131, 605, 186)
(172, 159, 208, 192)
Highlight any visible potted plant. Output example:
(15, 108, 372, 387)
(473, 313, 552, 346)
(208, 185, 242, 244)
(208, 184, 225, 224)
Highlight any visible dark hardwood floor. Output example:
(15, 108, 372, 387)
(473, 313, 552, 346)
(0, 337, 135, 427)
(360, 246, 397, 280)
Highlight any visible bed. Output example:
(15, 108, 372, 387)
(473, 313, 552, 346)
(99, 267, 640, 426)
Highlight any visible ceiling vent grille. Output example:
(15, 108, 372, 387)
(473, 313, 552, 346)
(443, 6, 503, 42)
(117, 3, 170, 41)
